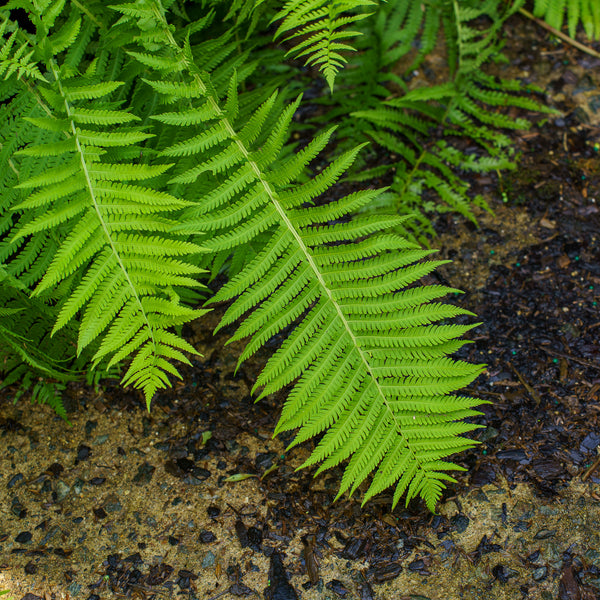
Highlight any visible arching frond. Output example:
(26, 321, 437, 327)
(112, 0, 487, 509)
(4, 0, 209, 406)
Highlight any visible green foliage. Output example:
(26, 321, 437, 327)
(0, 0, 553, 510)
(272, 0, 375, 91)
(533, 0, 600, 40)
(309, 0, 553, 243)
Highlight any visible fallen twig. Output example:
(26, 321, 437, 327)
(516, 6, 600, 59)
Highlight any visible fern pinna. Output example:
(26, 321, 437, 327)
(533, 0, 600, 40)
(2, 0, 208, 406)
(113, 0, 487, 510)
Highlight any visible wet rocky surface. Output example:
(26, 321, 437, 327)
(1, 13, 600, 600)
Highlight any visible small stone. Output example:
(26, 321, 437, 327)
(492, 564, 516, 583)
(202, 551, 216, 568)
(104, 498, 122, 513)
(451, 514, 470, 534)
(7, 473, 23, 489)
(534, 529, 556, 540)
(255, 452, 276, 470)
(11, 497, 27, 518)
(533, 566, 548, 581)
(207, 506, 220, 518)
(408, 559, 425, 571)
(92, 434, 109, 445)
(84, 420, 97, 436)
(24, 560, 37, 574)
(55, 481, 71, 502)
(93, 507, 107, 519)
(198, 530, 217, 543)
(46, 463, 64, 478)
(132, 463, 155, 485)
(66, 583, 81, 595)
(76, 445, 91, 461)
(479, 427, 499, 442)
(15, 531, 32, 544)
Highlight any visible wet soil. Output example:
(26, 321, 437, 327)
(1, 14, 600, 600)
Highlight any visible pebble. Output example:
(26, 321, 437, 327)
(55, 481, 70, 502)
(66, 583, 81, 595)
(104, 498, 122, 513)
(132, 463, 155, 485)
(11, 497, 26, 518)
(7, 473, 23, 489)
(533, 566, 548, 581)
(198, 530, 217, 543)
(492, 564, 517, 583)
(202, 550, 216, 568)
(534, 529, 556, 540)
(451, 514, 470, 533)
(24, 560, 37, 574)
(73, 478, 85, 494)
(76, 444, 91, 461)
(15, 531, 32, 544)
(207, 506, 220, 518)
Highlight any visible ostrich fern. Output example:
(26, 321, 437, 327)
(0, 0, 546, 510)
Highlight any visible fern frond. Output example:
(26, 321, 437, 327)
(5, 0, 209, 406)
(317, 0, 554, 243)
(0, 17, 46, 82)
(534, 0, 600, 40)
(110, 0, 487, 509)
(210, 171, 486, 510)
(272, 0, 375, 91)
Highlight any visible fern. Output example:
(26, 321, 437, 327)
(2, 0, 209, 407)
(305, 0, 551, 243)
(0, 0, 543, 510)
(196, 114, 486, 510)
(0, 269, 75, 419)
(272, 0, 375, 91)
(533, 0, 600, 40)
(103, 0, 486, 510)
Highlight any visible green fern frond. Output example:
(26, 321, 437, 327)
(315, 0, 553, 244)
(207, 155, 486, 510)
(112, 0, 486, 509)
(0, 18, 46, 82)
(5, 0, 209, 406)
(272, 0, 375, 91)
(534, 0, 600, 40)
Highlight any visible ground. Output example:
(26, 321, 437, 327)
(1, 13, 600, 600)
